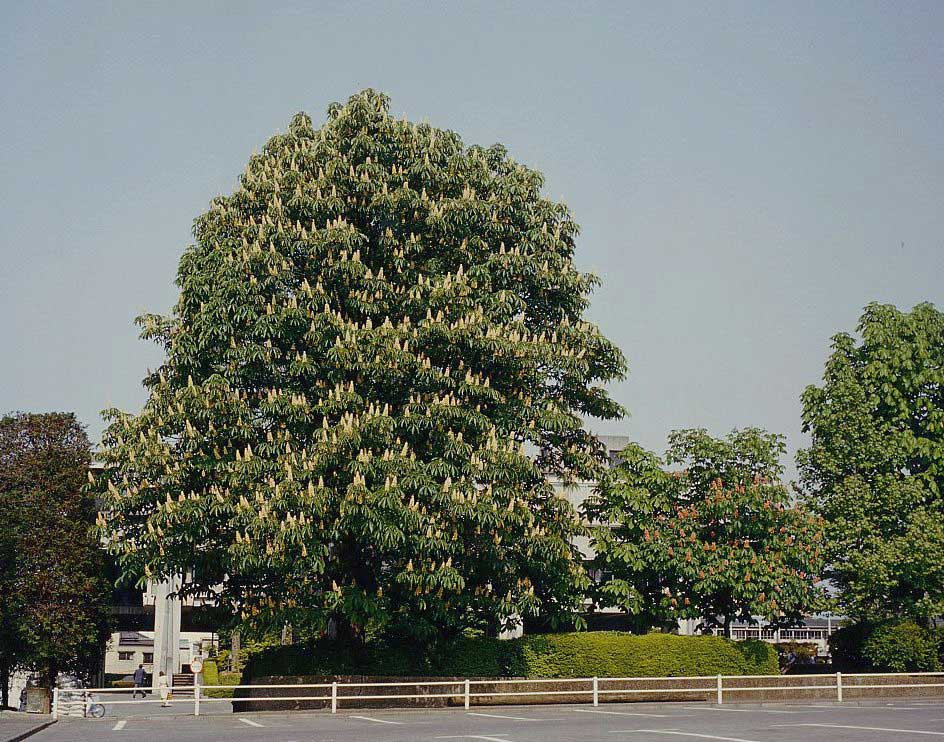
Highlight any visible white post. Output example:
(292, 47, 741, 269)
(85, 690, 91, 718)
(716, 674, 723, 705)
(153, 576, 183, 680)
(836, 672, 842, 703)
(464, 678, 470, 710)
(52, 688, 59, 720)
(331, 681, 338, 713)
(194, 679, 201, 716)
(592, 676, 599, 706)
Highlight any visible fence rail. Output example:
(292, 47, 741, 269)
(52, 671, 944, 719)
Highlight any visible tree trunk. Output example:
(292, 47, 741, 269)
(723, 616, 732, 639)
(327, 615, 359, 643)
(45, 661, 57, 691)
(0, 660, 9, 709)
(230, 630, 240, 673)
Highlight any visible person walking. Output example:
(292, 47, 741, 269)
(156, 671, 171, 707)
(132, 665, 147, 699)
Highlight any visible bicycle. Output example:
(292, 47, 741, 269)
(84, 691, 106, 718)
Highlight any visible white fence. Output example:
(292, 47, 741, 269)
(53, 671, 944, 719)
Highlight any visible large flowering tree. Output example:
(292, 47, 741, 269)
(94, 90, 626, 642)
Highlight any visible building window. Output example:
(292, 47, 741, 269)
(118, 651, 134, 661)
(143, 653, 154, 664)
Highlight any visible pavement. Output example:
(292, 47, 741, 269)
(24, 699, 944, 742)
(0, 713, 56, 742)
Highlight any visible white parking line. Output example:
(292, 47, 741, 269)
(574, 708, 673, 718)
(238, 718, 264, 727)
(349, 714, 403, 725)
(467, 711, 551, 721)
(775, 723, 944, 736)
(613, 731, 763, 742)
(437, 736, 515, 742)
(684, 706, 804, 714)
(112, 720, 126, 731)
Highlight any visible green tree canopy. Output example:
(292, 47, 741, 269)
(0, 412, 110, 699)
(94, 90, 626, 643)
(799, 302, 944, 623)
(584, 429, 824, 636)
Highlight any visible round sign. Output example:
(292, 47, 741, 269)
(190, 657, 204, 674)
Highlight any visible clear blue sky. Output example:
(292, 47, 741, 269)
(2, 1, 942, 476)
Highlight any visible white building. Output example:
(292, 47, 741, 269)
(103, 630, 216, 678)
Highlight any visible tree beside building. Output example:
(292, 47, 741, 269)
(0, 412, 110, 702)
(585, 428, 825, 636)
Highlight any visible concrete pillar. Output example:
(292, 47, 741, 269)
(498, 614, 524, 640)
(152, 576, 182, 684)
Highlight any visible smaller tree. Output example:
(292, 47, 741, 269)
(0, 413, 110, 697)
(584, 429, 825, 636)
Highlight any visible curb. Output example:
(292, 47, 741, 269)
(3, 719, 56, 742)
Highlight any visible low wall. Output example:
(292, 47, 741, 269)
(233, 676, 466, 712)
(231, 673, 944, 712)
(722, 673, 944, 703)
(233, 675, 716, 712)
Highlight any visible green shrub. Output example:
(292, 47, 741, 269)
(201, 659, 242, 697)
(216, 632, 286, 673)
(862, 621, 942, 672)
(246, 631, 778, 680)
(201, 659, 220, 686)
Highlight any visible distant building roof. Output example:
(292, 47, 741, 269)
(118, 631, 189, 649)
(596, 435, 632, 452)
(118, 632, 152, 646)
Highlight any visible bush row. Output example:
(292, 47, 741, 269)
(245, 631, 778, 680)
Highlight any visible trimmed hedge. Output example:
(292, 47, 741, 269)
(246, 631, 778, 680)
(201, 659, 242, 697)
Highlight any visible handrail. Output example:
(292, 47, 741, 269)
(52, 670, 944, 719)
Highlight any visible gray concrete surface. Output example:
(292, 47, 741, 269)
(0, 715, 55, 742)
(27, 699, 944, 742)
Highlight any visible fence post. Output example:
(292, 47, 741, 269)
(331, 681, 338, 714)
(52, 688, 59, 720)
(84, 690, 91, 718)
(593, 676, 599, 707)
(194, 679, 201, 717)
(836, 672, 842, 703)
(464, 679, 470, 710)
(716, 674, 723, 705)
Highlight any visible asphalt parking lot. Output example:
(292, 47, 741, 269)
(24, 699, 944, 742)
